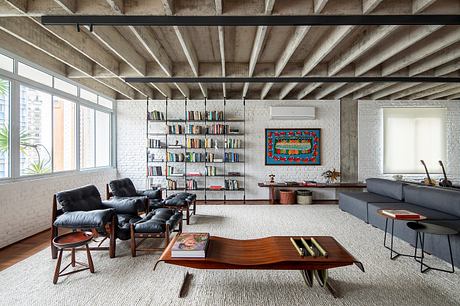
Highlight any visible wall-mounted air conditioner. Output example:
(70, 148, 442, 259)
(270, 106, 316, 120)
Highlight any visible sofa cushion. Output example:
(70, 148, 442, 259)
(109, 178, 137, 197)
(56, 185, 102, 212)
(366, 178, 405, 201)
(54, 208, 114, 228)
(404, 184, 460, 217)
(339, 192, 402, 222)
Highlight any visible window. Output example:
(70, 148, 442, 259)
(18, 62, 53, 87)
(96, 111, 111, 167)
(80, 106, 95, 169)
(98, 96, 113, 109)
(0, 77, 10, 178)
(20, 85, 52, 176)
(54, 78, 77, 96)
(80, 89, 98, 103)
(383, 108, 446, 174)
(0, 54, 13, 72)
(53, 97, 76, 171)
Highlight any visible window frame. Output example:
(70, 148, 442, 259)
(0, 48, 116, 182)
(382, 107, 447, 175)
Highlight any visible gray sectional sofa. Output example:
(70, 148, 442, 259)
(339, 178, 460, 267)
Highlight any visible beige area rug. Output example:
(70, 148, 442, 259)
(1, 205, 459, 306)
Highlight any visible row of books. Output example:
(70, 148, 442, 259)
(186, 111, 224, 121)
(225, 179, 240, 190)
(225, 139, 243, 148)
(186, 125, 205, 135)
(168, 125, 185, 134)
(167, 153, 185, 162)
(205, 166, 217, 176)
(148, 139, 162, 148)
(148, 166, 162, 176)
(167, 166, 183, 176)
(148, 110, 165, 121)
(167, 179, 177, 190)
(187, 138, 216, 149)
(186, 179, 198, 190)
(186, 152, 205, 162)
(224, 152, 240, 162)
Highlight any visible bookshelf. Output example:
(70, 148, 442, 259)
(147, 98, 246, 203)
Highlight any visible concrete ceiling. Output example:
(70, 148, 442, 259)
(0, 0, 459, 100)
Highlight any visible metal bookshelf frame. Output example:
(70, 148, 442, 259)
(146, 98, 246, 204)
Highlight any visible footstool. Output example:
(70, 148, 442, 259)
(163, 192, 197, 225)
(52, 231, 94, 284)
(130, 208, 182, 257)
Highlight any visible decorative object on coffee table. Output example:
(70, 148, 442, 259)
(321, 168, 341, 183)
(52, 231, 94, 284)
(155, 235, 364, 299)
(407, 221, 458, 273)
(265, 128, 321, 165)
(377, 209, 426, 260)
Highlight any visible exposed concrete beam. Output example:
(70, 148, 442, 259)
(407, 83, 458, 99)
(355, 25, 443, 76)
(446, 92, 460, 100)
(160, 0, 173, 15)
(98, 77, 136, 99)
(328, 25, 398, 76)
(106, 0, 123, 14)
(53, 0, 76, 13)
(382, 27, 460, 76)
(215, 0, 222, 15)
(4, 0, 27, 12)
(314, 82, 346, 99)
(370, 83, 420, 99)
(313, 0, 328, 13)
(332, 82, 371, 99)
(297, 82, 322, 99)
(426, 86, 460, 99)
(410, 42, 460, 76)
(435, 59, 460, 76)
(362, 0, 383, 13)
(242, 0, 275, 98)
(353, 83, 395, 99)
(389, 83, 441, 99)
(412, 0, 437, 13)
(279, 82, 297, 99)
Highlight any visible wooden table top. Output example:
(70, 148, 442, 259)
(377, 209, 427, 221)
(52, 231, 93, 248)
(257, 182, 366, 188)
(156, 235, 360, 271)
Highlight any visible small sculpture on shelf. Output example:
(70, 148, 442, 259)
(321, 168, 341, 184)
(268, 174, 275, 184)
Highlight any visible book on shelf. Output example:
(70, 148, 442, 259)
(209, 185, 224, 190)
(205, 111, 224, 121)
(167, 179, 178, 190)
(302, 181, 317, 186)
(213, 158, 223, 162)
(171, 233, 210, 258)
(147, 110, 165, 121)
(380, 209, 424, 219)
(147, 166, 162, 176)
(168, 145, 182, 149)
(228, 172, 241, 176)
(186, 179, 198, 190)
(187, 172, 202, 176)
(225, 179, 240, 190)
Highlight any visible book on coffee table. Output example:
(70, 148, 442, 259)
(171, 233, 210, 258)
(380, 209, 423, 219)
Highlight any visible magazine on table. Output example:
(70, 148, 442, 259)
(171, 233, 210, 258)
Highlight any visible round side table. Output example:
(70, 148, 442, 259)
(407, 222, 458, 274)
(52, 231, 94, 284)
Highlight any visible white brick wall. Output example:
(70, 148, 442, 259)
(0, 169, 116, 248)
(358, 100, 460, 183)
(117, 99, 341, 200)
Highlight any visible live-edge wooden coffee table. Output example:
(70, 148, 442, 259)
(155, 235, 364, 298)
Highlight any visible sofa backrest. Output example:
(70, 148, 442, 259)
(56, 185, 102, 212)
(109, 178, 137, 197)
(404, 184, 460, 217)
(366, 178, 405, 201)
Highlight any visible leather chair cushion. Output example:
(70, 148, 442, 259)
(164, 192, 196, 206)
(133, 208, 182, 233)
(139, 189, 162, 200)
(54, 209, 114, 228)
(149, 199, 164, 211)
(109, 178, 138, 197)
(102, 197, 145, 215)
(56, 185, 102, 212)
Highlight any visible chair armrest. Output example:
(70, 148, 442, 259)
(137, 189, 162, 200)
(166, 211, 183, 228)
(102, 197, 145, 215)
(53, 209, 115, 229)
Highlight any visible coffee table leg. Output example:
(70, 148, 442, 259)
(179, 271, 193, 298)
(301, 270, 313, 287)
(325, 279, 339, 298)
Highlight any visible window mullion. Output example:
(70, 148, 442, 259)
(10, 80, 20, 178)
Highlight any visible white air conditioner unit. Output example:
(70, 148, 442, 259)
(270, 106, 316, 120)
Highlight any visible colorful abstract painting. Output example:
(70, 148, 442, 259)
(265, 128, 321, 165)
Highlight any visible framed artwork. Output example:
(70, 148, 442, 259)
(265, 128, 321, 165)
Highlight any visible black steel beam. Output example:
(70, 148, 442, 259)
(124, 76, 460, 83)
(41, 15, 460, 26)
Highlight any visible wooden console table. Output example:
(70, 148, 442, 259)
(258, 182, 367, 204)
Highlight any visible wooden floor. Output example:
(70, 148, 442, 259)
(0, 201, 337, 271)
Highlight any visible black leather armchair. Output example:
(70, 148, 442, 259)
(107, 178, 163, 211)
(51, 185, 144, 259)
